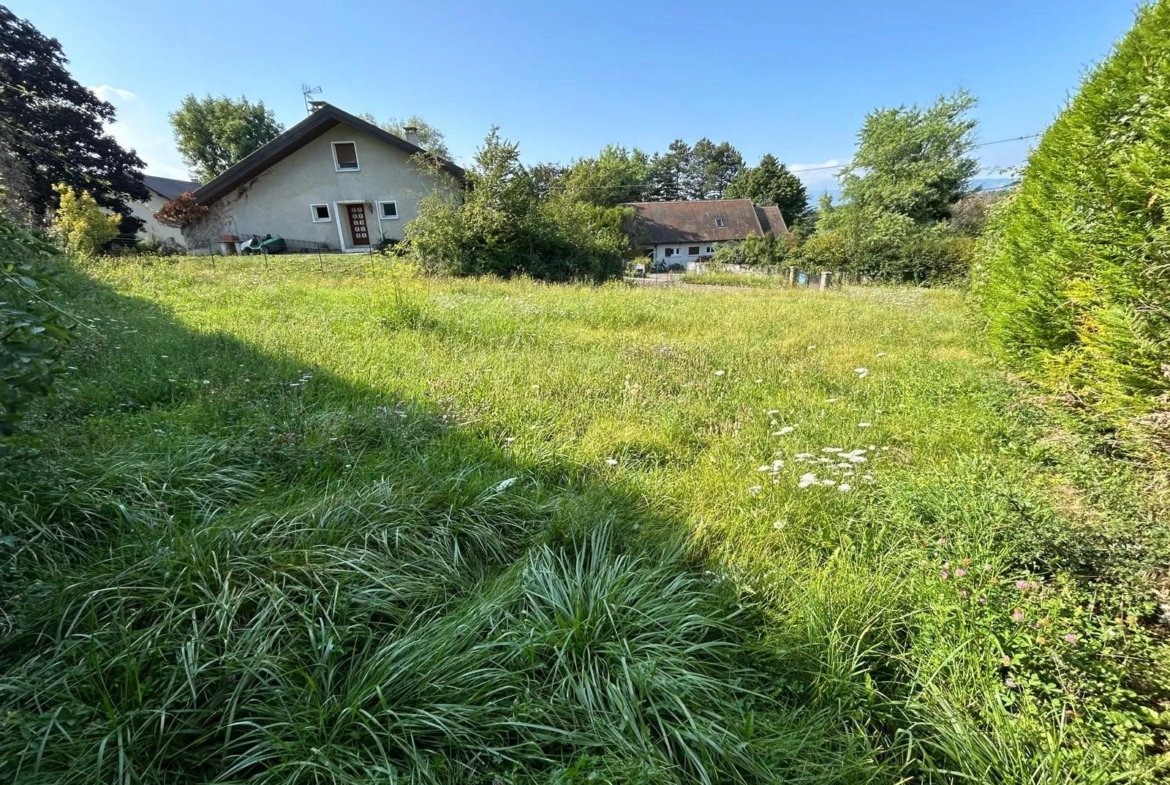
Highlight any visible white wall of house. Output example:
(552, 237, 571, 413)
(653, 242, 718, 266)
(183, 124, 454, 253)
(129, 190, 186, 246)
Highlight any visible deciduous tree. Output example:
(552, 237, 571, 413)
(839, 90, 978, 223)
(0, 6, 147, 230)
(170, 95, 283, 183)
(358, 113, 451, 160)
(560, 145, 649, 207)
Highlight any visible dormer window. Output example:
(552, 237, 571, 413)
(332, 141, 359, 171)
(715, 218, 725, 227)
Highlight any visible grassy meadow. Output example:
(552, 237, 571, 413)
(1, 255, 1167, 783)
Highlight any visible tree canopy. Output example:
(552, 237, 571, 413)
(725, 154, 808, 225)
(560, 145, 649, 208)
(839, 91, 978, 223)
(358, 113, 451, 160)
(0, 6, 147, 230)
(170, 95, 284, 183)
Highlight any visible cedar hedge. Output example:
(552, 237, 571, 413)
(975, 1, 1170, 438)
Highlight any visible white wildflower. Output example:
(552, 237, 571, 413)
(798, 473, 818, 488)
(855, 367, 869, 377)
(714, 370, 726, 376)
(822, 447, 843, 453)
(758, 465, 772, 472)
(858, 422, 872, 428)
(821, 479, 836, 486)
(605, 457, 618, 466)
(749, 485, 763, 496)
(838, 483, 852, 492)
(491, 477, 517, 493)
(876, 352, 887, 357)
(772, 426, 796, 436)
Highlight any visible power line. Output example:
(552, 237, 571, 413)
(790, 133, 1043, 175)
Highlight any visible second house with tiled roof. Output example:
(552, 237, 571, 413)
(624, 199, 788, 271)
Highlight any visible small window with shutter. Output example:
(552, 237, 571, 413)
(332, 141, 359, 171)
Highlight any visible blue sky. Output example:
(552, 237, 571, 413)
(13, 0, 1140, 194)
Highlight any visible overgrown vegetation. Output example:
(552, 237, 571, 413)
(0, 203, 70, 437)
(975, 0, 1170, 444)
(407, 129, 630, 281)
(1, 256, 1167, 782)
(810, 92, 980, 283)
(47, 183, 121, 258)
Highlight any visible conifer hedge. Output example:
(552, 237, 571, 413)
(975, 1, 1170, 435)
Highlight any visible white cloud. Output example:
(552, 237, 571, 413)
(88, 85, 191, 181)
(91, 84, 137, 102)
(790, 159, 844, 188)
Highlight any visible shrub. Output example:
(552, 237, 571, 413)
(811, 207, 971, 283)
(974, 1, 1170, 433)
(797, 229, 850, 271)
(47, 183, 121, 258)
(709, 232, 786, 267)
(407, 128, 629, 283)
(154, 191, 208, 228)
(0, 203, 70, 437)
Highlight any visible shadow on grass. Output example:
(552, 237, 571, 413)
(0, 268, 882, 784)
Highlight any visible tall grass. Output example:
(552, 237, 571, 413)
(1, 256, 1167, 783)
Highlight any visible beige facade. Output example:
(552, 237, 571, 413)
(183, 124, 452, 253)
(129, 189, 187, 246)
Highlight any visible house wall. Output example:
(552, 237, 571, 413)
(128, 190, 186, 246)
(182, 124, 452, 252)
(653, 242, 718, 266)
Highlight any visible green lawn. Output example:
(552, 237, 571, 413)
(1, 255, 1166, 783)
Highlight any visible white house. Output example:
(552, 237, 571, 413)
(625, 199, 788, 270)
(128, 175, 199, 247)
(182, 103, 464, 253)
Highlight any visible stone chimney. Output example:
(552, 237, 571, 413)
(403, 126, 420, 147)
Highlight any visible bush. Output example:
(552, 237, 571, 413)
(709, 232, 786, 267)
(974, 1, 1170, 433)
(0, 203, 70, 437)
(808, 208, 972, 283)
(48, 183, 120, 258)
(407, 129, 629, 283)
(154, 191, 208, 229)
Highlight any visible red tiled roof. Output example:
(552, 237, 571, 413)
(624, 199, 784, 245)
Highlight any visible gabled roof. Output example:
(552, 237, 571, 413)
(142, 175, 199, 200)
(755, 205, 788, 236)
(624, 199, 785, 245)
(192, 103, 465, 206)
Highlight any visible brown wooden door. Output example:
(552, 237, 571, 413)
(346, 204, 370, 246)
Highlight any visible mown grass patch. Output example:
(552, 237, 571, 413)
(1, 255, 1167, 783)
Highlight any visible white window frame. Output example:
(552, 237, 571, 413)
(331, 141, 360, 172)
(715, 218, 725, 227)
(310, 203, 331, 222)
(377, 200, 399, 220)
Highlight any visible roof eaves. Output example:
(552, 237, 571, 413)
(193, 103, 465, 206)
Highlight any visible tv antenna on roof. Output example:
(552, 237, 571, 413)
(302, 84, 323, 115)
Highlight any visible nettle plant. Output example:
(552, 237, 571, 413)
(920, 541, 1170, 751)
